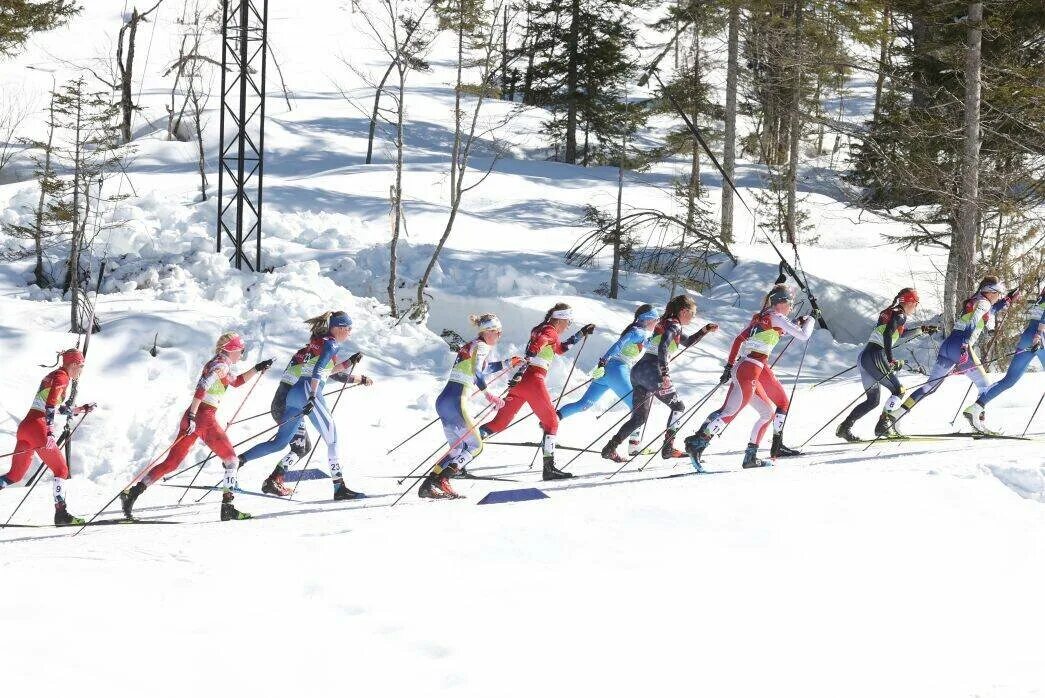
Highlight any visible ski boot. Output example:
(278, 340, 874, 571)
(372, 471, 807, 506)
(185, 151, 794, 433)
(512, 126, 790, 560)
(54, 502, 85, 526)
(601, 437, 626, 463)
(770, 433, 802, 458)
(261, 467, 292, 497)
(220, 492, 252, 521)
(835, 420, 860, 443)
(660, 431, 686, 459)
(627, 438, 646, 457)
(962, 402, 992, 434)
(874, 413, 902, 439)
(333, 480, 365, 501)
(542, 455, 574, 481)
(683, 431, 712, 473)
(742, 443, 771, 469)
(120, 481, 146, 519)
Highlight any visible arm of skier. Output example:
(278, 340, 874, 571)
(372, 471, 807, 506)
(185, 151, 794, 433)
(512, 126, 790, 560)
(682, 322, 718, 348)
(778, 313, 815, 341)
(561, 323, 596, 352)
(883, 312, 904, 364)
(658, 323, 678, 378)
(966, 298, 993, 348)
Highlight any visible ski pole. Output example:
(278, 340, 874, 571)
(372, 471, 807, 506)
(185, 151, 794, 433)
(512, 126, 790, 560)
(1, 415, 88, 529)
(1023, 391, 1045, 438)
(177, 368, 267, 504)
(948, 333, 1001, 425)
(394, 391, 505, 486)
(12, 413, 89, 488)
(861, 347, 1026, 452)
(620, 381, 725, 477)
(527, 335, 588, 470)
(383, 363, 518, 455)
(228, 385, 355, 427)
(798, 368, 900, 448)
(594, 337, 709, 420)
(74, 432, 193, 535)
(559, 401, 636, 472)
(775, 331, 812, 437)
(812, 364, 856, 389)
(285, 372, 359, 501)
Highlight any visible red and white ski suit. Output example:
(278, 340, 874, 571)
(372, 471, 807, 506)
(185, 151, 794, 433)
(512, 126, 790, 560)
(5, 369, 71, 483)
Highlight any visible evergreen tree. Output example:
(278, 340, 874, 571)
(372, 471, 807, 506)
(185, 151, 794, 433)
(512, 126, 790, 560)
(0, 0, 79, 57)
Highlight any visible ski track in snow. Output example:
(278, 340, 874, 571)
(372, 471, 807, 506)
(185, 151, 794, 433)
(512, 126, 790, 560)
(0, 2, 1043, 696)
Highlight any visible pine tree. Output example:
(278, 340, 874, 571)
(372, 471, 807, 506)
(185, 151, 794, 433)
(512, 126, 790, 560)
(0, 0, 79, 57)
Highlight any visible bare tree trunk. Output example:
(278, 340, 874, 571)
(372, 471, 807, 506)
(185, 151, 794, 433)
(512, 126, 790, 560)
(388, 67, 405, 317)
(948, 1, 982, 325)
(872, 3, 891, 124)
(564, 0, 579, 163)
(118, 9, 140, 144)
(190, 83, 208, 200)
(366, 64, 395, 165)
(610, 118, 625, 299)
(450, 0, 463, 209)
(784, 0, 803, 245)
(720, 1, 738, 244)
(68, 93, 84, 331)
(33, 90, 58, 287)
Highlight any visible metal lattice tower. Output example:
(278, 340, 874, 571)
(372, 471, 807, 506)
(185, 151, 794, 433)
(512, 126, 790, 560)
(217, 0, 269, 271)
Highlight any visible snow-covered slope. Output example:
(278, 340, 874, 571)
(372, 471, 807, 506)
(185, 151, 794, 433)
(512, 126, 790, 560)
(1, 3, 1043, 697)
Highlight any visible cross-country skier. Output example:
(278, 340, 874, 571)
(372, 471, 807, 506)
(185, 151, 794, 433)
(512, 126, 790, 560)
(479, 303, 596, 481)
(418, 313, 520, 499)
(601, 295, 718, 463)
(961, 285, 1044, 432)
(0, 349, 95, 525)
(684, 284, 815, 470)
(254, 329, 367, 497)
(557, 303, 660, 456)
(120, 332, 273, 521)
(238, 311, 373, 501)
(887, 276, 1017, 431)
(835, 288, 939, 441)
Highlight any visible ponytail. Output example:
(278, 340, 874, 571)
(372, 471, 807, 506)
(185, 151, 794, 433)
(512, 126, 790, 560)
(632, 303, 654, 321)
(305, 311, 334, 337)
(663, 295, 696, 320)
(543, 302, 571, 324)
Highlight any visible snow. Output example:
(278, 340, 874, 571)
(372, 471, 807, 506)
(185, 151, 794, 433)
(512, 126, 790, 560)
(0, 2, 1043, 697)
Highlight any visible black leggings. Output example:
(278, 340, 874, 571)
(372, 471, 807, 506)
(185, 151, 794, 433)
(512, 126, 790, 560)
(846, 346, 903, 424)
(612, 357, 685, 442)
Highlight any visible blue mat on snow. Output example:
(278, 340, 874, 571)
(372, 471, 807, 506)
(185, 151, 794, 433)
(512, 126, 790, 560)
(282, 468, 330, 483)
(477, 488, 549, 505)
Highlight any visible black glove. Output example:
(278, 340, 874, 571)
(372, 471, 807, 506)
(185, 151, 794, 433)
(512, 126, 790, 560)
(507, 371, 523, 388)
(254, 358, 275, 372)
(580, 323, 596, 336)
(597, 357, 607, 369)
(358, 375, 373, 386)
(720, 363, 733, 384)
(810, 307, 822, 319)
(301, 398, 315, 416)
(920, 324, 940, 335)
(349, 351, 363, 365)
(76, 402, 97, 415)
(59, 403, 74, 417)
(775, 263, 787, 285)
(330, 371, 350, 383)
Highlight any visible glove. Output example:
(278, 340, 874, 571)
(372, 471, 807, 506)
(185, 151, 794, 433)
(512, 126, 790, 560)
(45, 429, 58, 451)
(580, 323, 596, 336)
(349, 352, 363, 365)
(591, 366, 605, 380)
(507, 372, 523, 389)
(659, 374, 673, 394)
(58, 403, 73, 417)
(775, 264, 787, 285)
(720, 363, 733, 384)
(75, 402, 97, 415)
(358, 375, 373, 386)
(1032, 334, 1043, 350)
(811, 307, 822, 319)
(958, 344, 970, 365)
(920, 324, 939, 335)
(301, 398, 315, 416)
(181, 411, 197, 436)
(1006, 289, 1022, 303)
(254, 358, 275, 372)
(796, 315, 810, 324)
(704, 323, 719, 333)
(485, 391, 505, 410)
(888, 359, 905, 372)
(509, 356, 524, 367)
(330, 371, 350, 383)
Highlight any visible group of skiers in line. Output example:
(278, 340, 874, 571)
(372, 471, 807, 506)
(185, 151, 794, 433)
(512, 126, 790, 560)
(1, 276, 1043, 522)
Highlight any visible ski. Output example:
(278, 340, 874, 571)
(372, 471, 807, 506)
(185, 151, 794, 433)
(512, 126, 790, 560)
(160, 483, 303, 502)
(2, 517, 182, 529)
(485, 440, 601, 454)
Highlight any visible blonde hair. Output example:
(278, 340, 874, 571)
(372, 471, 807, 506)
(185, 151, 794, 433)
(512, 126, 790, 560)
(469, 313, 497, 326)
(305, 311, 334, 338)
(215, 332, 240, 353)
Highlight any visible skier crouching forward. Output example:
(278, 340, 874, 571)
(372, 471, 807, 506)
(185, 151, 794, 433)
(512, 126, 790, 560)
(480, 303, 595, 481)
(685, 285, 814, 470)
(601, 295, 717, 462)
(0, 349, 95, 525)
(419, 313, 520, 499)
(120, 332, 273, 521)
